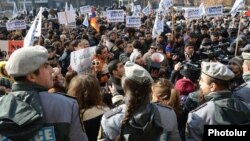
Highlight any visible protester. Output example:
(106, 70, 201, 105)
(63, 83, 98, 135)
(68, 74, 109, 141)
(108, 59, 125, 106)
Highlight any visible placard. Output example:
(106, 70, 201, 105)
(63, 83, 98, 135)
(6, 20, 26, 31)
(107, 10, 124, 23)
(126, 16, 141, 28)
(70, 46, 96, 74)
(80, 5, 91, 14)
(206, 5, 223, 18)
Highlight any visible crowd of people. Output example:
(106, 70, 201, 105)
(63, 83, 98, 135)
(0, 3, 250, 141)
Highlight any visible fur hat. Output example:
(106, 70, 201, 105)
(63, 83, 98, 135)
(5, 46, 48, 77)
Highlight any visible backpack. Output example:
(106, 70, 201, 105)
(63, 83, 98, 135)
(121, 103, 168, 141)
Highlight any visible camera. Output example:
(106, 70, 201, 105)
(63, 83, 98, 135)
(180, 60, 200, 69)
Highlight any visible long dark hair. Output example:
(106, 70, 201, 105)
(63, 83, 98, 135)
(67, 74, 103, 120)
(116, 77, 152, 141)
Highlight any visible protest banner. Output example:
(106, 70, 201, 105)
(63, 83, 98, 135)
(107, 10, 124, 23)
(184, 8, 201, 20)
(6, 20, 26, 31)
(70, 46, 96, 74)
(57, 11, 76, 25)
(159, 0, 173, 10)
(206, 5, 223, 18)
(8, 40, 23, 56)
(80, 5, 91, 14)
(126, 16, 141, 28)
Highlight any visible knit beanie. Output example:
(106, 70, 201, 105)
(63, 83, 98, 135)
(228, 56, 243, 71)
(175, 78, 195, 96)
(130, 51, 142, 63)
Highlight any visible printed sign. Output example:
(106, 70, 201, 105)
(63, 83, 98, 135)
(106, 10, 124, 23)
(126, 16, 141, 28)
(185, 8, 201, 20)
(206, 5, 223, 18)
(159, 0, 173, 9)
(80, 5, 91, 14)
(6, 20, 26, 31)
(70, 46, 96, 74)
(57, 11, 76, 25)
(8, 40, 23, 56)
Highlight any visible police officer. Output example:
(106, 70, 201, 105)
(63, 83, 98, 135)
(98, 62, 180, 141)
(0, 46, 88, 141)
(234, 52, 250, 103)
(186, 62, 250, 141)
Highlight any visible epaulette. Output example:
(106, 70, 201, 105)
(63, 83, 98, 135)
(104, 107, 122, 119)
(234, 83, 247, 91)
(153, 102, 172, 110)
(190, 103, 207, 113)
(54, 92, 76, 100)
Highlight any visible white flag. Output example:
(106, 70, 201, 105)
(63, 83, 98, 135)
(12, 2, 18, 19)
(199, 2, 206, 16)
(131, 2, 135, 12)
(142, 1, 152, 16)
(230, 0, 244, 17)
(70, 4, 75, 12)
(35, 7, 43, 37)
(83, 16, 89, 27)
(23, 8, 43, 47)
(152, 12, 164, 38)
(65, 2, 69, 11)
(23, 3, 27, 15)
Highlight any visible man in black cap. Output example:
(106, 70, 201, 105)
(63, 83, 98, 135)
(200, 24, 210, 41)
(177, 41, 200, 64)
(188, 32, 200, 51)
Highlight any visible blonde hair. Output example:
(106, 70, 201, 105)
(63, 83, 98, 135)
(152, 78, 181, 117)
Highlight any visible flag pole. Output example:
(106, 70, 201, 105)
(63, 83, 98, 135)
(171, 7, 175, 40)
(234, 0, 245, 56)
